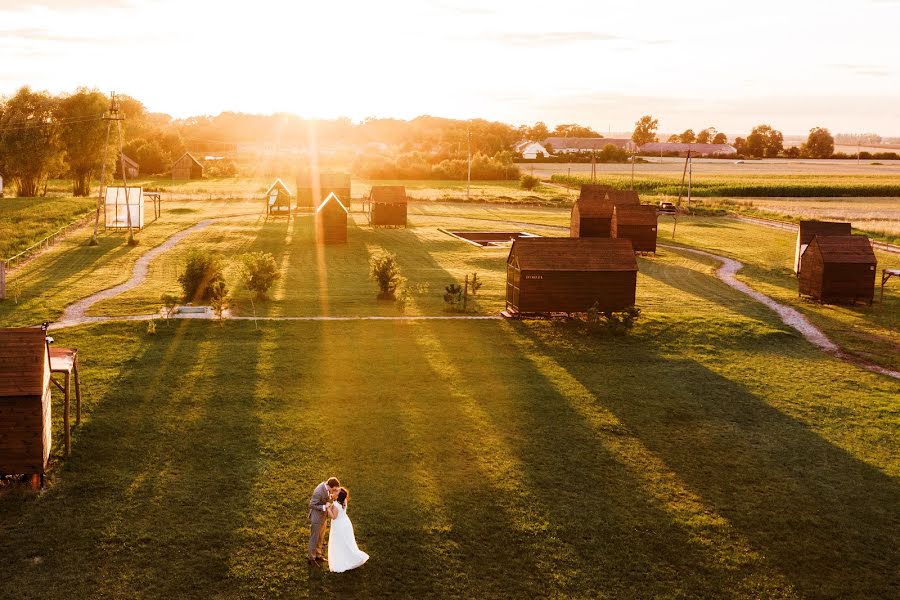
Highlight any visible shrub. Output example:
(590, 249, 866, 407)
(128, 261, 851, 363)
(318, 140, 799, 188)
(443, 283, 463, 310)
(160, 293, 180, 319)
(238, 251, 280, 299)
(520, 174, 540, 190)
(209, 280, 229, 320)
(469, 272, 482, 295)
(178, 248, 225, 303)
(369, 252, 404, 299)
(586, 304, 642, 336)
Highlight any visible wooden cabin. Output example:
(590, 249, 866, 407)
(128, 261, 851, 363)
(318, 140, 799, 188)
(795, 220, 851, 273)
(612, 205, 658, 252)
(506, 238, 638, 315)
(117, 153, 139, 179)
(368, 185, 408, 227)
(296, 172, 351, 210)
(266, 179, 293, 216)
(798, 235, 876, 304)
(316, 192, 348, 244)
(606, 189, 640, 207)
(570, 197, 612, 238)
(0, 328, 52, 479)
(172, 153, 203, 180)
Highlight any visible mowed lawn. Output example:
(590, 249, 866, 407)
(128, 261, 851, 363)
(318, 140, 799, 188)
(0, 315, 898, 599)
(0, 196, 96, 258)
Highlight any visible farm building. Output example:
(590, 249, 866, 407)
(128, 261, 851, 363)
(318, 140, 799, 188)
(105, 186, 144, 230)
(638, 142, 737, 157)
(795, 220, 852, 273)
(266, 179, 293, 216)
(296, 172, 351, 210)
(798, 235, 877, 305)
(172, 153, 203, 180)
(515, 141, 550, 159)
(368, 185, 408, 227)
(117, 153, 139, 179)
(316, 192, 349, 244)
(505, 237, 638, 315)
(544, 137, 638, 153)
(612, 205, 658, 252)
(570, 196, 613, 238)
(0, 328, 52, 480)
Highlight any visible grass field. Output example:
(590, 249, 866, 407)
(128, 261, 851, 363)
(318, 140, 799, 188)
(1, 200, 898, 599)
(0, 196, 96, 258)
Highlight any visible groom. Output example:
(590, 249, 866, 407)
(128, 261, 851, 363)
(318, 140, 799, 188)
(308, 477, 341, 566)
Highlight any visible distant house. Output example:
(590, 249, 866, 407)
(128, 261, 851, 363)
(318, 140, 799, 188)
(118, 153, 139, 179)
(638, 143, 737, 157)
(515, 141, 550, 159)
(172, 153, 203, 180)
(543, 137, 638, 154)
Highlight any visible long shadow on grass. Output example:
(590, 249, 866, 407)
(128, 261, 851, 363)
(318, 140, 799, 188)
(516, 321, 900, 598)
(0, 321, 264, 599)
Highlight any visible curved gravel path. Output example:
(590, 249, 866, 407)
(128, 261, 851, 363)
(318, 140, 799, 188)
(48, 212, 898, 380)
(58, 219, 216, 326)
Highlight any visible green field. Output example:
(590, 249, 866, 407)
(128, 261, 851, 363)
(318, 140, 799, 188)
(0, 196, 96, 258)
(1, 199, 898, 599)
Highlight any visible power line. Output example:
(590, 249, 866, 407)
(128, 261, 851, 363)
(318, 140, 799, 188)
(0, 113, 105, 133)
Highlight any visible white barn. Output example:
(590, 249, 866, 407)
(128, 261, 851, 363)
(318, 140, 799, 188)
(516, 141, 550, 159)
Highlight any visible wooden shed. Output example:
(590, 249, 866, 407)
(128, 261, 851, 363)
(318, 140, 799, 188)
(296, 172, 351, 210)
(172, 153, 203, 180)
(368, 185, 408, 227)
(266, 178, 293, 216)
(606, 189, 640, 207)
(117, 153, 139, 179)
(0, 328, 52, 479)
(316, 192, 348, 244)
(505, 238, 638, 315)
(612, 205, 658, 252)
(570, 197, 613, 238)
(795, 220, 851, 273)
(798, 235, 876, 304)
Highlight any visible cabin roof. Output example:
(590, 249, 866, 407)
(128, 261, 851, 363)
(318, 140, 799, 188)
(509, 237, 637, 271)
(578, 184, 612, 203)
(798, 220, 851, 245)
(266, 178, 292, 196)
(369, 185, 407, 204)
(607, 190, 640, 206)
(811, 235, 876, 264)
(173, 152, 202, 167)
(614, 204, 658, 225)
(0, 328, 50, 397)
(316, 191, 348, 213)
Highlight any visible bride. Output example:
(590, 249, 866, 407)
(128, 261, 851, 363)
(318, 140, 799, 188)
(326, 488, 369, 573)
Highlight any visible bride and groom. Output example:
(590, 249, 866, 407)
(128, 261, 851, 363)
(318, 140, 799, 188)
(308, 477, 369, 573)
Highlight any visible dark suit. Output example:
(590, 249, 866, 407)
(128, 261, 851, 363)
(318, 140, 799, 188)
(308, 482, 331, 558)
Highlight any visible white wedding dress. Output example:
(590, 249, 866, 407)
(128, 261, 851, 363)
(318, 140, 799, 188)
(328, 503, 369, 573)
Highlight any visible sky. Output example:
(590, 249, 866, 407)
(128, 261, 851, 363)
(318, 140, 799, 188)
(1, 0, 899, 136)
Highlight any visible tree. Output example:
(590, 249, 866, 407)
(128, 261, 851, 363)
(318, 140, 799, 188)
(528, 121, 549, 141)
(58, 88, 109, 196)
(178, 249, 225, 303)
(237, 251, 280, 299)
(631, 115, 659, 146)
(0, 87, 62, 197)
(746, 124, 783, 158)
(712, 132, 728, 144)
(733, 136, 747, 155)
(677, 129, 696, 144)
(552, 123, 600, 138)
(696, 127, 717, 144)
(369, 252, 404, 299)
(666, 134, 680, 143)
(802, 127, 834, 159)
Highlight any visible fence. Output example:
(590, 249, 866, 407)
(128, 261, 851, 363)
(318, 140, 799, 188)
(1, 212, 95, 300)
(732, 214, 900, 255)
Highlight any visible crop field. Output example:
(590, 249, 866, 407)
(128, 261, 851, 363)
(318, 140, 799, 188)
(1, 199, 898, 599)
(528, 158, 900, 178)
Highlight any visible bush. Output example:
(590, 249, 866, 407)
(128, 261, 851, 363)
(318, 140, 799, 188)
(209, 280, 229, 319)
(369, 252, 404, 299)
(586, 304, 641, 336)
(443, 283, 463, 310)
(520, 174, 540, 190)
(238, 251, 280, 299)
(178, 248, 225, 303)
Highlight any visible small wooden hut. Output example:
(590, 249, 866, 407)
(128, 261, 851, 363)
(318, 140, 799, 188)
(798, 235, 876, 304)
(316, 192, 349, 244)
(612, 205, 658, 252)
(172, 153, 203, 180)
(570, 197, 612, 238)
(795, 220, 851, 273)
(368, 185, 408, 227)
(117, 153, 139, 179)
(606, 189, 640, 207)
(505, 238, 637, 315)
(0, 328, 52, 480)
(266, 179, 293, 216)
(296, 172, 351, 210)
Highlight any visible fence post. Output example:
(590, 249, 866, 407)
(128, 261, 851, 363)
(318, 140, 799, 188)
(0, 260, 6, 300)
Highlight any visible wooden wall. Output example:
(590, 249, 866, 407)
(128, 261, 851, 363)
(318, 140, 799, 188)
(798, 241, 876, 304)
(371, 203, 407, 227)
(612, 205, 658, 252)
(507, 270, 637, 314)
(316, 202, 348, 244)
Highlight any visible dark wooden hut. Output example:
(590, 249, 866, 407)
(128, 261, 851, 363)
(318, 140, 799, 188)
(505, 238, 637, 315)
(296, 172, 351, 210)
(368, 185, 408, 227)
(606, 189, 640, 207)
(612, 205, 658, 252)
(265, 178, 293, 216)
(117, 153, 139, 179)
(0, 328, 52, 480)
(798, 235, 876, 304)
(316, 192, 348, 244)
(795, 220, 851, 273)
(172, 153, 203, 180)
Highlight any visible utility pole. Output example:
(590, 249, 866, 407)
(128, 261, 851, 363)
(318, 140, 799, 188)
(90, 94, 115, 246)
(466, 123, 471, 201)
(630, 151, 635, 190)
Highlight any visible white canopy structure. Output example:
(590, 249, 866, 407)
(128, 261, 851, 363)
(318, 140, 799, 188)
(105, 186, 144, 230)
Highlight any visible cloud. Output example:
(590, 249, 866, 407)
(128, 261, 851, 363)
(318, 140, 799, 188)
(436, 3, 495, 16)
(0, 0, 131, 9)
(0, 27, 110, 44)
(487, 31, 621, 46)
(829, 63, 891, 77)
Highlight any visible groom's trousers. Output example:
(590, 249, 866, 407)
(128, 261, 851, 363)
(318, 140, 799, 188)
(309, 510, 327, 558)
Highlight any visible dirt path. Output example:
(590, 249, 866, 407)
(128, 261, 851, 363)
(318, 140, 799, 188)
(661, 244, 900, 380)
(58, 219, 217, 326)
